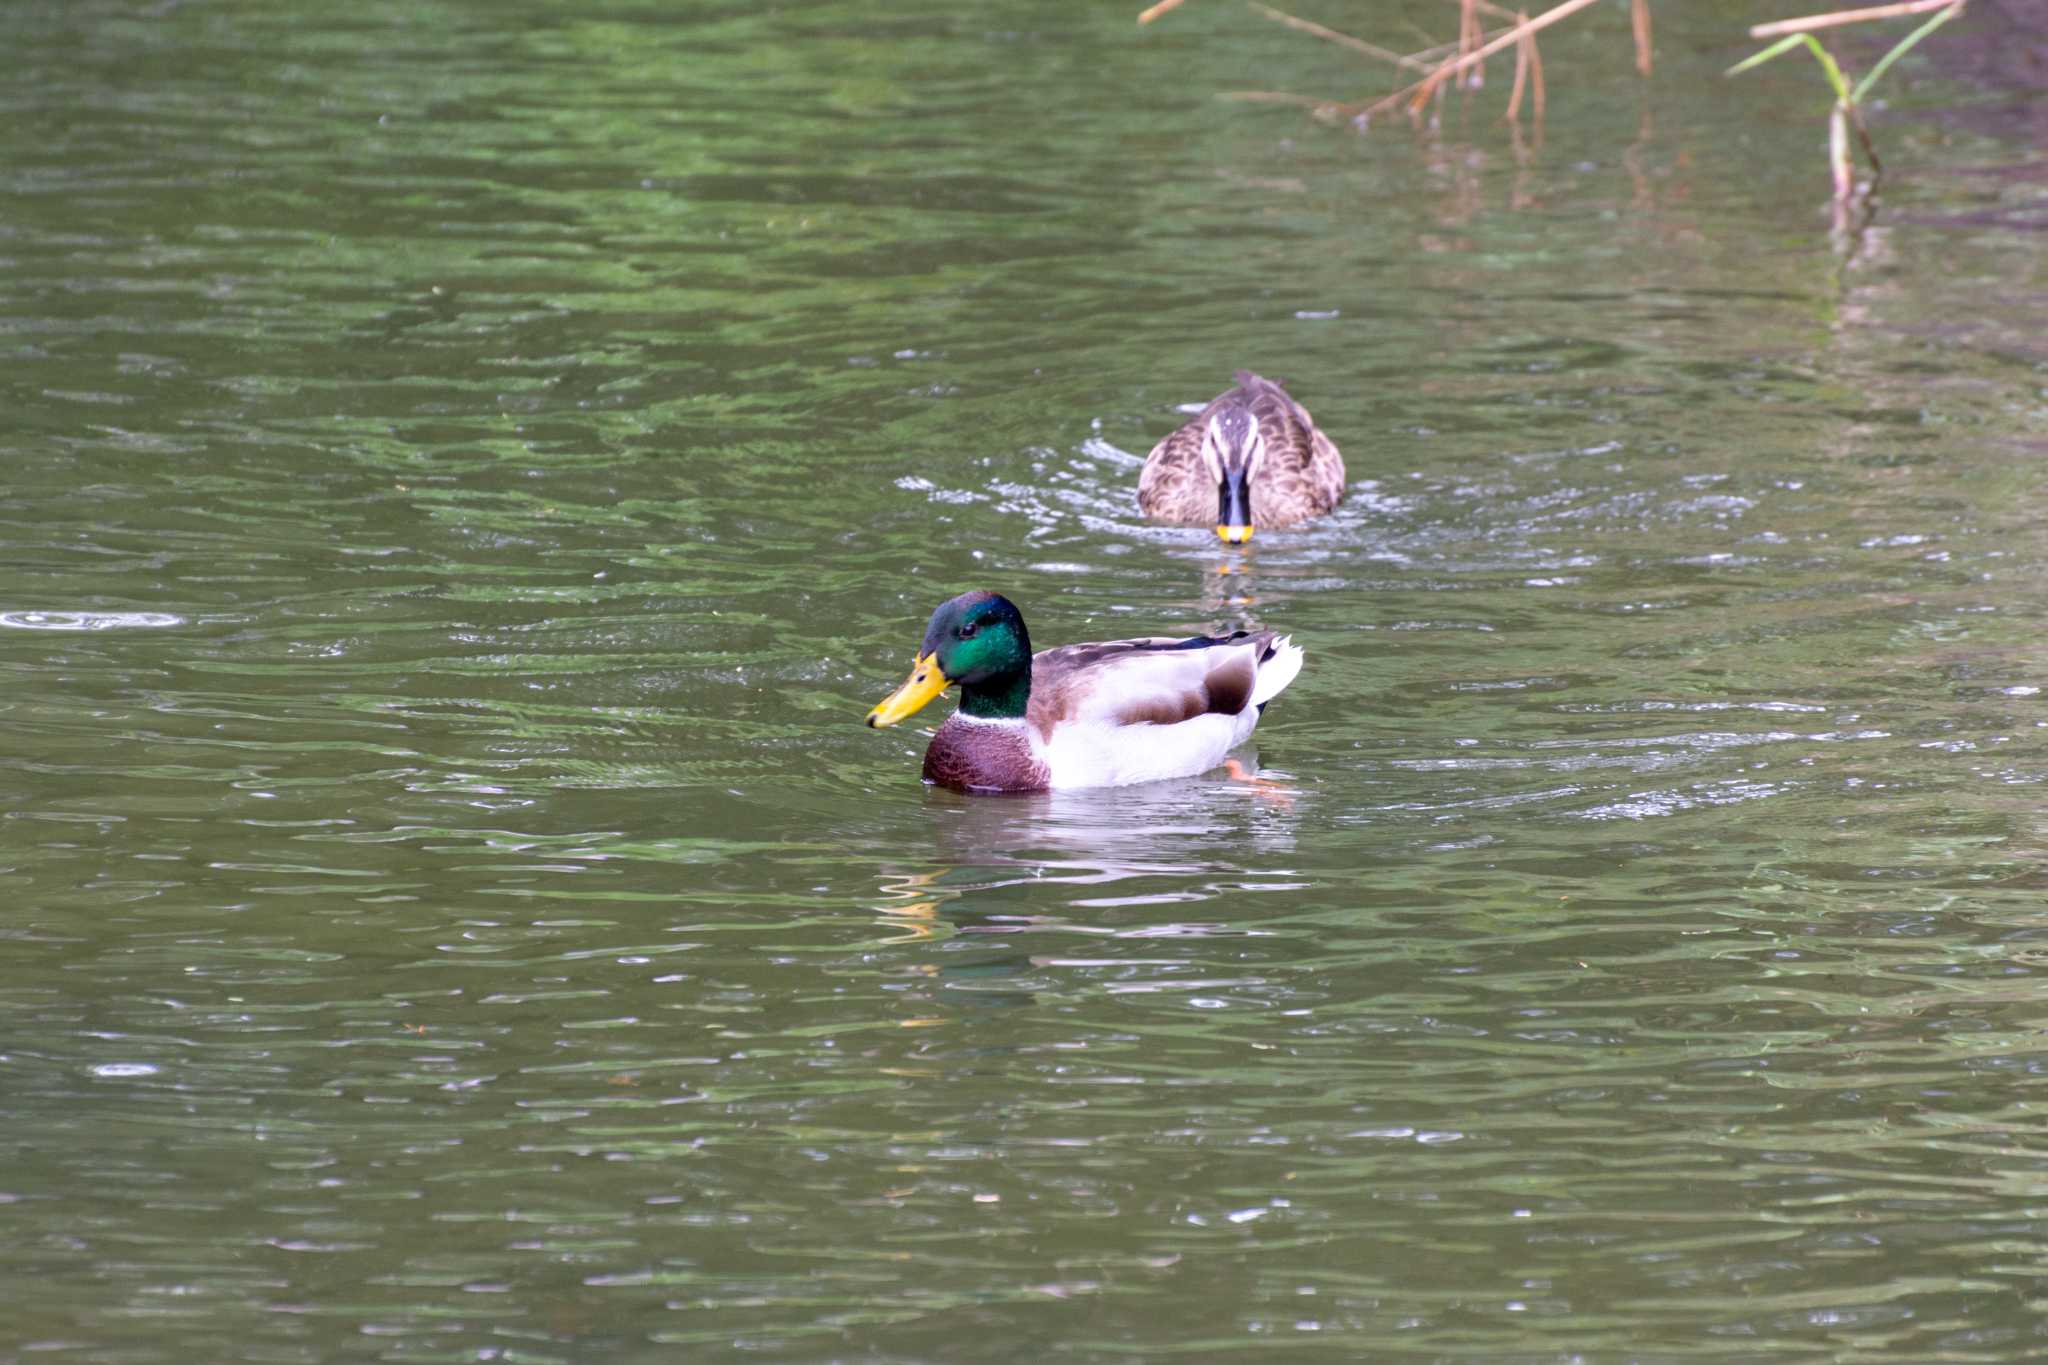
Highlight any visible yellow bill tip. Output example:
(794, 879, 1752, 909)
(1215, 524, 1255, 544)
(866, 652, 951, 727)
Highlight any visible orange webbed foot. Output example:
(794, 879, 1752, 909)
(1222, 758, 1295, 808)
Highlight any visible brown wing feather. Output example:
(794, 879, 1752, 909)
(1196, 652, 1256, 716)
(1137, 421, 1213, 525)
(1306, 425, 1345, 510)
(1246, 375, 1345, 528)
(1026, 631, 1274, 734)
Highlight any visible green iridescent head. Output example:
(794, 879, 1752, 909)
(866, 591, 1035, 725)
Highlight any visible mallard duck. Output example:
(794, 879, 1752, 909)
(1138, 370, 1346, 543)
(865, 590, 1304, 793)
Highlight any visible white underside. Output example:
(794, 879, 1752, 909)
(1040, 709, 1261, 789)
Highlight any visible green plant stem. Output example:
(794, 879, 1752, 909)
(1801, 35, 1853, 102)
(1852, 0, 1964, 100)
(1725, 33, 1807, 76)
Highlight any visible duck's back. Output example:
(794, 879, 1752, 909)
(1232, 372, 1345, 527)
(1138, 371, 1345, 528)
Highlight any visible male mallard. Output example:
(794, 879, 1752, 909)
(865, 590, 1304, 793)
(1138, 370, 1346, 543)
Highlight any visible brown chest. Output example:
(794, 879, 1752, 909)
(923, 717, 1050, 793)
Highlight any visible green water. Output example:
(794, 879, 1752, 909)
(5, 1, 2047, 1359)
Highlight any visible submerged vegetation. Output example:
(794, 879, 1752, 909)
(1141, 0, 1970, 238)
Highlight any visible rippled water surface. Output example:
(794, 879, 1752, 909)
(5, 0, 2048, 1359)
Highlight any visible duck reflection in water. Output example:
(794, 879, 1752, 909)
(870, 772, 1302, 974)
(1181, 478, 1404, 630)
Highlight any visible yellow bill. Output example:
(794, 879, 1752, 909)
(1215, 524, 1255, 544)
(866, 652, 952, 727)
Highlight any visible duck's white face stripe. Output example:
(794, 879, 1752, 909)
(1200, 416, 1229, 482)
(1244, 425, 1267, 479)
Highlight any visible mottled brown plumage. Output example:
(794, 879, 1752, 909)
(1137, 370, 1346, 534)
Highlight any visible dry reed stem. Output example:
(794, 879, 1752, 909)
(1247, 3, 1428, 70)
(1504, 11, 1546, 123)
(1829, 102, 1854, 199)
(1630, 0, 1653, 75)
(1849, 105, 1883, 175)
(1460, 0, 1485, 88)
(1136, 0, 1191, 24)
(1505, 17, 1531, 120)
(1369, 0, 1604, 119)
(1749, 0, 1957, 38)
(1411, 0, 1540, 66)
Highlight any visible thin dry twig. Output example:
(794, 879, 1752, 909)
(1630, 0, 1653, 75)
(1369, 0, 1605, 119)
(1749, 0, 1956, 38)
(1247, 3, 1428, 71)
(1137, 0, 1191, 24)
(1404, 22, 1519, 67)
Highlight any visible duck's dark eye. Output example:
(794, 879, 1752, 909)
(958, 622, 977, 639)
